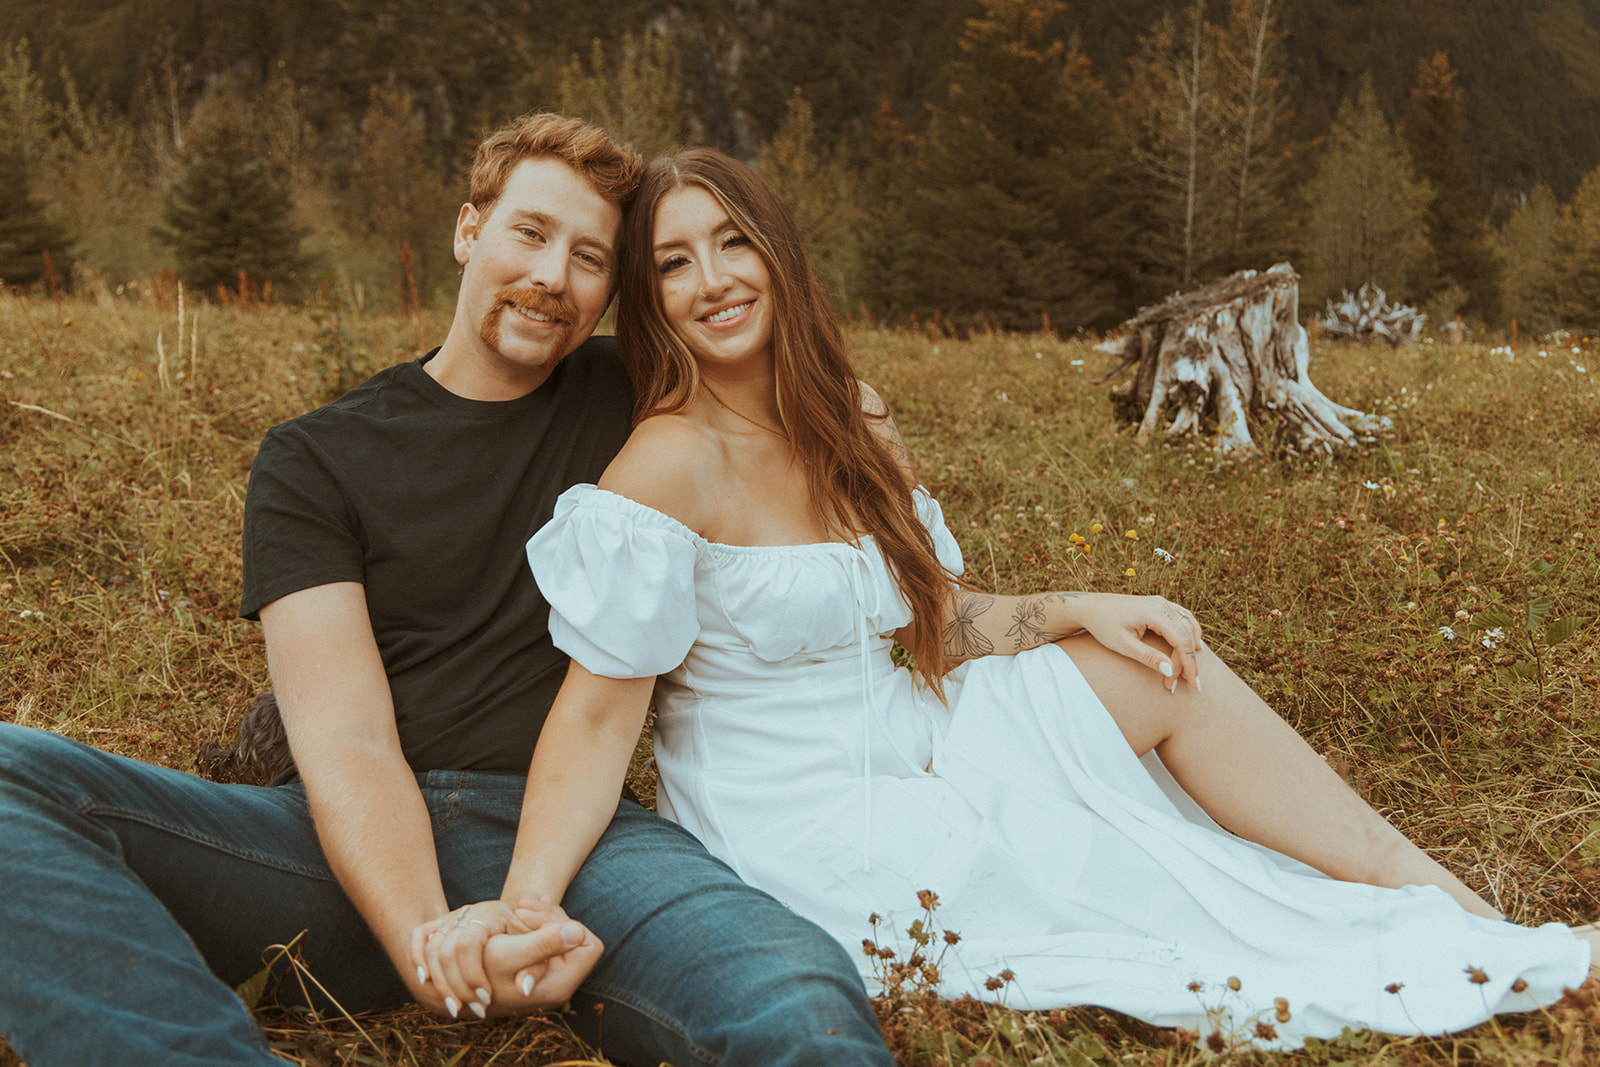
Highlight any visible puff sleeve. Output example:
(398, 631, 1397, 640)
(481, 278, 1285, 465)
(526, 486, 702, 678)
(914, 486, 965, 578)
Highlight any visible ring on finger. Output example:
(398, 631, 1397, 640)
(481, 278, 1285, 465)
(468, 919, 491, 932)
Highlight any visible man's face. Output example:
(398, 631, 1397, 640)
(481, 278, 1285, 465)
(451, 157, 621, 391)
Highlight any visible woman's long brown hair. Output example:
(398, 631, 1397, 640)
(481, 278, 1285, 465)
(616, 148, 953, 695)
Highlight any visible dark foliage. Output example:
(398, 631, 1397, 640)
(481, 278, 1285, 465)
(154, 106, 307, 297)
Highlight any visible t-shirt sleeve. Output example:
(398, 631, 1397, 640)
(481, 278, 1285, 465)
(240, 424, 366, 620)
(913, 486, 965, 578)
(525, 486, 701, 679)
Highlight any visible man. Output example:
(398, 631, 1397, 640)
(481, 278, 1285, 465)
(0, 112, 891, 1067)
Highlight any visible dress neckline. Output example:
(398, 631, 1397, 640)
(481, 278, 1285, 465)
(575, 484, 873, 554)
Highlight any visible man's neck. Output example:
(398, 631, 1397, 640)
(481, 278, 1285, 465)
(424, 330, 558, 402)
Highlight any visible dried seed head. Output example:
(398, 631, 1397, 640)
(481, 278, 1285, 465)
(1511, 978, 1529, 993)
(943, 929, 962, 946)
(1226, 976, 1241, 991)
(1385, 982, 1405, 995)
(1254, 1022, 1278, 1041)
(1466, 966, 1490, 985)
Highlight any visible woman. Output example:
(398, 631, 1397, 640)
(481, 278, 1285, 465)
(417, 148, 1595, 1045)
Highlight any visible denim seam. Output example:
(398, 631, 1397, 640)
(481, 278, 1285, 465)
(77, 799, 337, 882)
(579, 978, 720, 1066)
(428, 775, 465, 833)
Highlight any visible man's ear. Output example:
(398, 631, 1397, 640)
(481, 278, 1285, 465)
(453, 203, 480, 267)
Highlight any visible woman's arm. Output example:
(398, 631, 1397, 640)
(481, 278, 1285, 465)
(413, 660, 655, 1016)
(940, 588, 1205, 692)
(859, 380, 1206, 692)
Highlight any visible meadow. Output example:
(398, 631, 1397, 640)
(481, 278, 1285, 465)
(3, 286, 1599, 1065)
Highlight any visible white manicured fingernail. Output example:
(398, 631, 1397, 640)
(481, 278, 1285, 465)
(1159, 660, 1173, 678)
(1194, 676, 1203, 693)
(475, 987, 491, 1005)
(469, 1001, 486, 1019)
(521, 974, 534, 996)
(445, 996, 460, 1018)
(416, 965, 428, 985)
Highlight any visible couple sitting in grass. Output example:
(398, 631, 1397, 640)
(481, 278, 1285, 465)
(1, 111, 1592, 1067)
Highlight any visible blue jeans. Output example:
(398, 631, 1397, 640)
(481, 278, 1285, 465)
(0, 724, 890, 1066)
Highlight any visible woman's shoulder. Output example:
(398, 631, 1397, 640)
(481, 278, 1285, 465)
(855, 379, 916, 483)
(598, 412, 725, 532)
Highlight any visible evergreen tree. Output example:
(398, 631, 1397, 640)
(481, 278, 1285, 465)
(1403, 52, 1500, 325)
(0, 136, 71, 288)
(0, 41, 71, 288)
(756, 90, 860, 310)
(1211, 0, 1293, 274)
(155, 105, 307, 297)
(349, 78, 455, 305)
(1301, 76, 1433, 306)
(902, 0, 1122, 332)
(1549, 165, 1600, 333)
(854, 102, 920, 323)
(1122, 0, 1224, 290)
(558, 29, 702, 160)
(1492, 185, 1560, 337)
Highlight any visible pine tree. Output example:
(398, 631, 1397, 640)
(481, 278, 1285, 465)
(1211, 0, 1292, 274)
(0, 41, 71, 288)
(350, 78, 455, 305)
(1549, 165, 1600, 333)
(1302, 76, 1433, 306)
(1492, 185, 1560, 336)
(1122, 0, 1223, 290)
(155, 105, 307, 297)
(0, 138, 71, 288)
(1404, 52, 1500, 325)
(558, 30, 701, 159)
(756, 90, 860, 310)
(903, 0, 1122, 332)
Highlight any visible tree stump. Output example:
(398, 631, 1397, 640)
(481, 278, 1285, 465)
(1099, 262, 1386, 456)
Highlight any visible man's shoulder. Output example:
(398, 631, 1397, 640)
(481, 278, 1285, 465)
(262, 362, 413, 437)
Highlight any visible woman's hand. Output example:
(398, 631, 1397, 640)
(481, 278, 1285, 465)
(410, 899, 602, 1018)
(1071, 593, 1204, 694)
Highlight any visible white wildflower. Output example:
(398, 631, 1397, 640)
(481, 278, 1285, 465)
(1480, 627, 1506, 650)
(1438, 626, 1457, 641)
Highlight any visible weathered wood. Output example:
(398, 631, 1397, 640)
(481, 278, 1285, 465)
(1321, 283, 1425, 345)
(1099, 263, 1386, 456)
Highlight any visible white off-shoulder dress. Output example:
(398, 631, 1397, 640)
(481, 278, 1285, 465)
(526, 484, 1587, 1046)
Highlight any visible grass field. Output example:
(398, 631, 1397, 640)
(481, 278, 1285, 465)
(3, 288, 1599, 1065)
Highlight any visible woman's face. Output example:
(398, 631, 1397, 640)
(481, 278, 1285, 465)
(651, 184, 774, 373)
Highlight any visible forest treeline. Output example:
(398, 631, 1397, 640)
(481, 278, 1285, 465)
(2, 0, 1599, 334)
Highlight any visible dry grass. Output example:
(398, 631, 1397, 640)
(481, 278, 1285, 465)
(3, 291, 1599, 1065)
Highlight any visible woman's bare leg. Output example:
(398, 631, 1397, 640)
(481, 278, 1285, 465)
(1056, 633, 1503, 920)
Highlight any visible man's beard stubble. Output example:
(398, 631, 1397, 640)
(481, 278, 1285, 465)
(478, 285, 579, 359)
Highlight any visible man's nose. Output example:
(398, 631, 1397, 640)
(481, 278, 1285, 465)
(527, 246, 570, 293)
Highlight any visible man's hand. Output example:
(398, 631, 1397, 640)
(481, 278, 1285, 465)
(411, 899, 602, 1018)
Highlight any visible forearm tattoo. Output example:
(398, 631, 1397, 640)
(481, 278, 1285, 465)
(944, 592, 996, 658)
(1006, 593, 1083, 651)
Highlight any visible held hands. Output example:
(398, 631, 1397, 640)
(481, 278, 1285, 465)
(409, 899, 602, 1019)
(1073, 593, 1205, 694)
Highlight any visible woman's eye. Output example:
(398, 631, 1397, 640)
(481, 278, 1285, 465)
(722, 233, 750, 251)
(657, 255, 688, 274)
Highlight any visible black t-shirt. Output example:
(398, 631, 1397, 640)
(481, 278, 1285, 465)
(240, 339, 633, 773)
